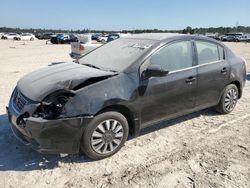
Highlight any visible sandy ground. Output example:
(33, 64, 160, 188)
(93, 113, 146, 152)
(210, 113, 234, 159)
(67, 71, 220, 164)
(0, 40, 250, 188)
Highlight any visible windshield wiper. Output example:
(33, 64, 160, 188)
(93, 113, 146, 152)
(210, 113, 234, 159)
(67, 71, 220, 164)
(82, 63, 101, 70)
(82, 63, 118, 73)
(108, 69, 118, 73)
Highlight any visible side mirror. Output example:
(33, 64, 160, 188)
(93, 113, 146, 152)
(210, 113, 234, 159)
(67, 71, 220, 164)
(143, 64, 169, 79)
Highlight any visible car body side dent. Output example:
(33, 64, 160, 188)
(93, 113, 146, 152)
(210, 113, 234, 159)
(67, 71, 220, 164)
(64, 72, 140, 115)
(63, 72, 141, 136)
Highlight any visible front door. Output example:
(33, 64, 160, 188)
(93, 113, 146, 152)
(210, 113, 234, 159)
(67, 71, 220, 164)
(139, 40, 198, 127)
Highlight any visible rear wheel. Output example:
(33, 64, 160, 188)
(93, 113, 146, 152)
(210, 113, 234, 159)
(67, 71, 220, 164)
(216, 84, 239, 114)
(81, 111, 129, 160)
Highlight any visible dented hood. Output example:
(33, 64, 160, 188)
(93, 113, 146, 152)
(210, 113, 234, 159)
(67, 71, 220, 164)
(17, 62, 115, 101)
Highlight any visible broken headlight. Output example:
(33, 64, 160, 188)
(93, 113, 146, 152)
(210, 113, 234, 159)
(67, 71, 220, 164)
(33, 91, 74, 119)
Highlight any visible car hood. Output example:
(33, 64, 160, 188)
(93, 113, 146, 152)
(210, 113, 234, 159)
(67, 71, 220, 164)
(17, 62, 116, 101)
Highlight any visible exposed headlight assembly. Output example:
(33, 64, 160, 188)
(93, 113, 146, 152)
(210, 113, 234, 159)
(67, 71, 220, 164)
(33, 90, 75, 119)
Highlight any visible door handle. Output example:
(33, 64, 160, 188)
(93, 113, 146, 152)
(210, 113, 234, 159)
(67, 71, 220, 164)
(221, 67, 228, 74)
(186, 76, 196, 84)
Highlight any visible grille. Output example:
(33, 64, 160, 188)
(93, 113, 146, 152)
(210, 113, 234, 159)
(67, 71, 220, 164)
(12, 89, 28, 112)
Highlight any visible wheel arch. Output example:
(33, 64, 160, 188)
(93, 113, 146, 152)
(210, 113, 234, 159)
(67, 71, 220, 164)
(217, 81, 242, 105)
(97, 104, 140, 137)
(230, 80, 242, 99)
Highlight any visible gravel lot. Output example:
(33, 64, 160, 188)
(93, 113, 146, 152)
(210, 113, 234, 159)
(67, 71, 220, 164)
(0, 40, 249, 188)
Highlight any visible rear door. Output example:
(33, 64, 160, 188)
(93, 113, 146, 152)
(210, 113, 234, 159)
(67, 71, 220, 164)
(195, 40, 230, 109)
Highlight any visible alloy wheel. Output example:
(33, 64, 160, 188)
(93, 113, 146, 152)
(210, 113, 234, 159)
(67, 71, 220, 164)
(225, 88, 238, 112)
(91, 119, 124, 154)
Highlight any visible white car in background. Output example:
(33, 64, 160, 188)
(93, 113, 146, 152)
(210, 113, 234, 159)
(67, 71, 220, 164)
(14, 33, 36, 41)
(97, 35, 109, 43)
(0, 33, 5, 38)
(70, 33, 131, 59)
(1, 33, 20, 40)
(70, 42, 102, 59)
(236, 34, 250, 42)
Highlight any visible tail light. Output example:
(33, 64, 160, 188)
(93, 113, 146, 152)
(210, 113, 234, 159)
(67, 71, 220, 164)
(79, 44, 85, 51)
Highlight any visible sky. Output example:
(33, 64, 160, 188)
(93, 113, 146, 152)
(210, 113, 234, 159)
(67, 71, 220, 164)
(0, 0, 249, 30)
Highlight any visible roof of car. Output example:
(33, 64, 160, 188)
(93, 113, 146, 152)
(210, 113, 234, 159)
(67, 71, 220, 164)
(125, 33, 186, 40)
(124, 33, 225, 47)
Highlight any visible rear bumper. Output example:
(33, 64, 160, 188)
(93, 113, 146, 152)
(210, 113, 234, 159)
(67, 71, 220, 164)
(7, 106, 93, 154)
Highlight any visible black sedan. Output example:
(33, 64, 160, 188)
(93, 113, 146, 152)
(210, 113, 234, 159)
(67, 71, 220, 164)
(50, 34, 78, 44)
(35, 32, 54, 40)
(7, 33, 247, 159)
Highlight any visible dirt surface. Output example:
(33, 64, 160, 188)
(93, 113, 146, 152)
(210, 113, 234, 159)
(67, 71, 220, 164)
(0, 40, 249, 188)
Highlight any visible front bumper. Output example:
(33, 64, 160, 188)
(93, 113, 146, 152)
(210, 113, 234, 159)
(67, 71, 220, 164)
(7, 106, 93, 154)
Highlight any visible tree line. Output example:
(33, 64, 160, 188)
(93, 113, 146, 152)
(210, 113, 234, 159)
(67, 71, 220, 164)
(0, 26, 250, 35)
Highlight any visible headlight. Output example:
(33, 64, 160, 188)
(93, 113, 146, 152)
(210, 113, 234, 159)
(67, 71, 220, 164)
(33, 91, 74, 119)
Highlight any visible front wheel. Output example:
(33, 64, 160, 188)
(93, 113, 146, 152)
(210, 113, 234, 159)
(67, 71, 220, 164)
(216, 84, 239, 114)
(81, 111, 129, 160)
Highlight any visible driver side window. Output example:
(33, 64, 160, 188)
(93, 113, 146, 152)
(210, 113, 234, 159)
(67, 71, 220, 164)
(150, 41, 193, 72)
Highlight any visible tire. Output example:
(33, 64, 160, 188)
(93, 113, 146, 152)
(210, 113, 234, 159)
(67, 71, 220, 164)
(216, 84, 239, 114)
(30, 37, 34, 41)
(81, 111, 129, 160)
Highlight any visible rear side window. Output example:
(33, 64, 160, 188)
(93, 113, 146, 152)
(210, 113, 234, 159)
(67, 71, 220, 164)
(196, 41, 220, 64)
(150, 40, 193, 72)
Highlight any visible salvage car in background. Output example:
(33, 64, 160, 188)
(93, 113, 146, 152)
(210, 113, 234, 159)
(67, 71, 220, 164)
(220, 33, 243, 42)
(14, 33, 36, 41)
(107, 33, 131, 42)
(0, 33, 5, 38)
(70, 42, 102, 59)
(7, 33, 246, 160)
(36, 32, 54, 40)
(50, 34, 78, 44)
(235, 34, 250, 42)
(70, 33, 130, 59)
(91, 33, 102, 40)
(1, 33, 20, 39)
(221, 35, 236, 42)
(97, 34, 108, 43)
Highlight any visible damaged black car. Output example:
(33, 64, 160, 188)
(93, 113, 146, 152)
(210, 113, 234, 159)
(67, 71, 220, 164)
(7, 33, 246, 159)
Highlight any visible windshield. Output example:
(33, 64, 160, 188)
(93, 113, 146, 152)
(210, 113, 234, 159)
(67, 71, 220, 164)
(78, 38, 156, 72)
